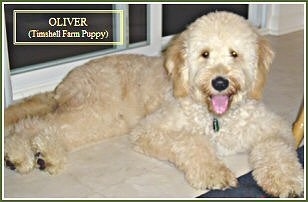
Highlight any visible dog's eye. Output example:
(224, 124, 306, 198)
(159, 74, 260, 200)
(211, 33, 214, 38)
(201, 50, 210, 58)
(230, 50, 238, 58)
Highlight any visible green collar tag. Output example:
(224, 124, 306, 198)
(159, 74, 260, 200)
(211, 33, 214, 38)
(213, 117, 220, 132)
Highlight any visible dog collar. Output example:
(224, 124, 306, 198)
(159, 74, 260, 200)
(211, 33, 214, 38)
(213, 117, 220, 132)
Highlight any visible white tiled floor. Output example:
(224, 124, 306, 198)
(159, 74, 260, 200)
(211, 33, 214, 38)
(3, 30, 304, 199)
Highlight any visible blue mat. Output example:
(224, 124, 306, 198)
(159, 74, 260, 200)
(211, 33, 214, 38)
(197, 146, 304, 198)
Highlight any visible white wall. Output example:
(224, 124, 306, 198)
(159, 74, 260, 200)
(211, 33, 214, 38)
(266, 4, 305, 35)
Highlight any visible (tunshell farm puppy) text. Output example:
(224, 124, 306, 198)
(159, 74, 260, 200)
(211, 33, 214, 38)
(28, 29, 109, 40)
(27, 17, 109, 40)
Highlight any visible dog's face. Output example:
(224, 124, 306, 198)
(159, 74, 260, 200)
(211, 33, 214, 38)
(165, 11, 274, 115)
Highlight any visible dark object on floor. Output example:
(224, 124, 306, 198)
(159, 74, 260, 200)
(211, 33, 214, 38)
(197, 146, 304, 198)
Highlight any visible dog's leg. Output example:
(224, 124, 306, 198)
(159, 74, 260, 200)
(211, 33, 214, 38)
(131, 116, 238, 190)
(5, 92, 58, 128)
(250, 136, 304, 197)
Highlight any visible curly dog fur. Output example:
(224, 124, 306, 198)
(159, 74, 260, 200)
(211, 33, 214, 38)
(4, 12, 303, 197)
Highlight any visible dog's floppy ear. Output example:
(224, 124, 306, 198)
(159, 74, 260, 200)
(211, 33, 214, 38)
(249, 35, 274, 100)
(164, 33, 189, 98)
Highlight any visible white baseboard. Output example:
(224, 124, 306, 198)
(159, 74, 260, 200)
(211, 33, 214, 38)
(268, 25, 304, 36)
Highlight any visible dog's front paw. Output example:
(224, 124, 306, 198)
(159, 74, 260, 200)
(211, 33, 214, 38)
(253, 165, 304, 197)
(31, 135, 67, 174)
(33, 152, 65, 174)
(4, 135, 35, 173)
(185, 162, 238, 190)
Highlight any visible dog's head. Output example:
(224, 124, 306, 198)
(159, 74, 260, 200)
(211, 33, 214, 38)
(164, 11, 274, 115)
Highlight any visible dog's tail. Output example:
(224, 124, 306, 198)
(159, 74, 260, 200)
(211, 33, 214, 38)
(4, 92, 58, 127)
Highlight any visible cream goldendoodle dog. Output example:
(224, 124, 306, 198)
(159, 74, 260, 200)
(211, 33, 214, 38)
(4, 12, 303, 197)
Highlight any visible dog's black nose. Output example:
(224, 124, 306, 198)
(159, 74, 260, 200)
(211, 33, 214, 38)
(212, 76, 229, 91)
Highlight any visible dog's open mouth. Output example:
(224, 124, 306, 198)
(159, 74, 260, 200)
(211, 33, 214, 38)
(210, 94, 232, 115)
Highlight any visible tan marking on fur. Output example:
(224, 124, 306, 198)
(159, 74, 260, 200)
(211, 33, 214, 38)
(121, 82, 129, 99)
(249, 36, 274, 100)
(228, 76, 242, 95)
(164, 33, 189, 98)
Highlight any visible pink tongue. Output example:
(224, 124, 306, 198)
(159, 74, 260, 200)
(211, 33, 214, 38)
(211, 95, 229, 114)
